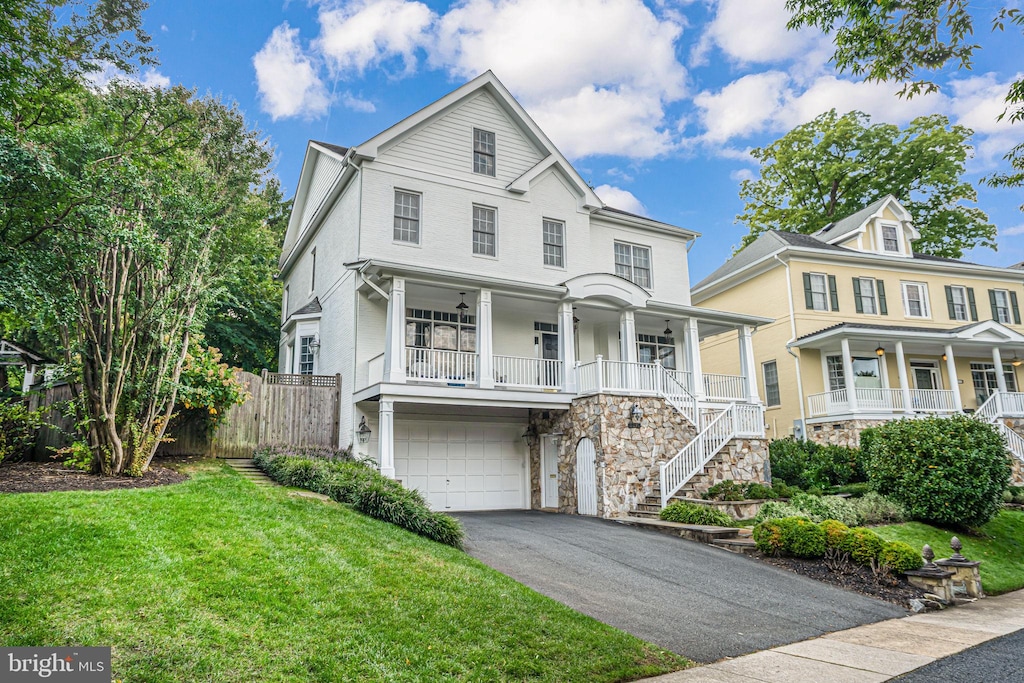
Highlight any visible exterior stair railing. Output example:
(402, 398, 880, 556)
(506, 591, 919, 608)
(977, 392, 1024, 464)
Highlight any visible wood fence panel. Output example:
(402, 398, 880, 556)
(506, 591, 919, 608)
(208, 371, 261, 458)
(30, 383, 76, 460)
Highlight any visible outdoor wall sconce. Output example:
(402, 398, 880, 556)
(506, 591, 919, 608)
(942, 353, 948, 361)
(308, 336, 321, 352)
(521, 424, 539, 448)
(356, 417, 372, 444)
(628, 403, 643, 429)
(875, 346, 885, 357)
(551, 432, 564, 447)
(1013, 354, 1022, 367)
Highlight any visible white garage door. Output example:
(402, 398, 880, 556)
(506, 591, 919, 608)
(394, 421, 528, 511)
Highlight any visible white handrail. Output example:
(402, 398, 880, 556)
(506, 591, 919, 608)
(996, 422, 1024, 464)
(703, 373, 747, 401)
(493, 355, 562, 389)
(660, 404, 737, 508)
(405, 347, 477, 383)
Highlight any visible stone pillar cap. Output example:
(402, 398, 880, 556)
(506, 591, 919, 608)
(905, 567, 955, 579)
(935, 558, 982, 568)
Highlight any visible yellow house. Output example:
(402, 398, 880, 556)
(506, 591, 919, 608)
(692, 196, 1024, 478)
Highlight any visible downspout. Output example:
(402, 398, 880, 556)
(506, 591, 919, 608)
(774, 254, 807, 436)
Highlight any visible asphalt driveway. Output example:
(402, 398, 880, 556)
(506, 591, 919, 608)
(455, 511, 905, 663)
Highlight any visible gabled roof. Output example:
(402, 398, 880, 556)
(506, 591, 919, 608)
(813, 194, 916, 245)
(0, 340, 56, 365)
(293, 298, 322, 316)
(793, 320, 1024, 347)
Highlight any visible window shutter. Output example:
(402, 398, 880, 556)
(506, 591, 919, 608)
(967, 287, 978, 321)
(989, 289, 998, 321)
(827, 275, 839, 311)
(852, 278, 863, 314)
(945, 285, 956, 319)
(1012, 291, 1021, 325)
(877, 280, 888, 315)
(803, 273, 813, 309)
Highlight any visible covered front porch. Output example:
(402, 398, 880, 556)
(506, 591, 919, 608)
(795, 321, 1024, 422)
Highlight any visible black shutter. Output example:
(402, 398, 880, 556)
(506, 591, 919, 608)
(803, 273, 813, 309)
(967, 288, 978, 321)
(877, 280, 888, 315)
(828, 275, 839, 311)
(853, 278, 863, 314)
(1012, 291, 1021, 325)
(945, 285, 956, 320)
(989, 289, 999, 321)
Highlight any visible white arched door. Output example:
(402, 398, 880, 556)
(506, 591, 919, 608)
(575, 438, 597, 516)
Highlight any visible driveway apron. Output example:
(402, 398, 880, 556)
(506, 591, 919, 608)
(455, 510, 905, 663)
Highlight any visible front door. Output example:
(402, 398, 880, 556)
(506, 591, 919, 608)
(541, 434, 559, 509)
(912, 362, 939, 390)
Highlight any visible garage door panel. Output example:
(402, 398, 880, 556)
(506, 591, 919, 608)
(483, 458, 503, 475)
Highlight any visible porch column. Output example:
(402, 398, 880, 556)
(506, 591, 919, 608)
(840, 337, 859, 412)
(383, 277, 407, 384)
(558, 301, 577, 392)
(895, 341, 912, 413)
(378, 398, 396, 479)
(738, 325, 760, 403)
(684, 318, 705, 400)
(618, 309, 638, 363)
(945, 344, 963, 411)
(477, 289, 494, 389)
(993, 347, 1008, 393)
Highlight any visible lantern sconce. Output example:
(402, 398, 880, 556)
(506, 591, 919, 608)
(628, 403, 643, 429)
(356, 416, 372, 444)
(309, 336, 321, 352)
(521, 423, 539, 448)
(875, 345, 885, 357)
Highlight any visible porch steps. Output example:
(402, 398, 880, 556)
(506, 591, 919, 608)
(224, 459, 276, 487)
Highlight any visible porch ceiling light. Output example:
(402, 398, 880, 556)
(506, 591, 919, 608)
(942, 353, 948, 361)
(875, 346, 885, 357)
(663, 320, 673, 336)
(356, 417, 372, 444)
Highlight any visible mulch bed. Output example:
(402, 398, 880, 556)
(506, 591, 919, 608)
(758, 554, 928, 607)
(0, 459, 189, 494)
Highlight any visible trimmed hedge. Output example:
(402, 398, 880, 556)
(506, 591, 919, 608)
(660, 501, 736, 527)
(819, 519, 850, 549)
(862, 415, 1012, 528)
(703, 480, 798, 501)
(839, 527, 885, 566)
(751, 516, 823, 557)
(769, 437, 866, 490)
(752, 493, 861, 526)
(880, 541, 923, 573)
(252, 447, 464, 548)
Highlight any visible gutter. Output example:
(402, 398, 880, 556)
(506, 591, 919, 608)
(774, 253, 807, 436)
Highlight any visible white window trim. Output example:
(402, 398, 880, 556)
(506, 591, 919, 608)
(542, 218, 566, 270)
(393, 189, 422, 246)
(856, 277, 879, 316)
(949, 285, 970, 322)
(808, 272, 830, 312)
(282, 285, 289, 324)
(472, 204, 498, 259)
(822, 351, 891, 392)
(878, 221, 905, 255)
(909, 359, 944, 390)
(295, 321, 320, 375)
(901, 281, 931, 319)
(472, 128, 496, 177)
(993, 289, 1012, 324)
(614, 240, 653, 290)
(762, 360, 781, 407)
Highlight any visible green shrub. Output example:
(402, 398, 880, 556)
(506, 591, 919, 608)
(743, 482, 781, 500)
(850, 491, 908, 525)
(880, 541, 923, 574)
(784, 518, 827, 558)
(819, 519, 850, 549)
(769, 480, 802, 498)
(839, 527, 885, 566)
(752, 518, 787, 555)
(703, 480, 747, 501)
(769, 437, 866, 490)
(1008, 486, 1024, 504)
(1005, 490, 1015, 503)
(253, 449, 464, 548)
(862, 415, 1011, 528)
(831, 482, 871, 497)
(789, 492, 863, 526)
(660, 501, 736, 527)
(0, 398, 45, 464)
(752, 501, 807, 524)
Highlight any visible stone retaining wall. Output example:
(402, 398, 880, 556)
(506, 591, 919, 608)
(806, 419, 889, 448)
(686, 437, 770, 497)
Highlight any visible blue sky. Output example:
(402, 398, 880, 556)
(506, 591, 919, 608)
(129, 0, 1023, 281)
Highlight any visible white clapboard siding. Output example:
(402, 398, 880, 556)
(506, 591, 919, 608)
(298, 152, 345, 234)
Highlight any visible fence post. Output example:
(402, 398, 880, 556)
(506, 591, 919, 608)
(258, 369, 269, 446)
(333, 373, 342, 448)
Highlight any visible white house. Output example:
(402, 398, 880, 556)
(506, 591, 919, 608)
(277, 72, 771, 518)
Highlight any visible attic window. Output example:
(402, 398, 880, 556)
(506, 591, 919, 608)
(473, 128, 495, 176)
(882, 225, 900, 252)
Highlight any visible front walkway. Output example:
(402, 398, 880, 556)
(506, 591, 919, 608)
(641, 588, 1024, 682)
(455, 511, 903, 662)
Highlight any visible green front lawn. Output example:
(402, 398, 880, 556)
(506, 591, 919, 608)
(874, 510, 1024, 595)
(0, 461, 687, 681)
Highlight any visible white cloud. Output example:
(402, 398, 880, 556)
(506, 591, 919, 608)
(253, 22, 331, 120)
(701, 0, 816, 65)
(729, 168, 754, 182)
(160, 24, 169, 32)
(316, 0, 434, 76)
(86, 63, 171, 90)
(693, 71, 789, 143)
(340, 92, 376, 113)
(594, 184, 647, 215)
(1002, 224, 1024, 237)
(949, 73, 1021, 135)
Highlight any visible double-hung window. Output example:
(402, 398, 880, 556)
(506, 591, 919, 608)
(804, 273, 831, 311)
(394, 190, 421, 244)
(542, 219, 564, 267)
(298, 335, 315, 375)
(882, 225, 900, 252)
(853, 277, 880, 315)
(946, 285, 972, 321)
(902, 282, 930, 318)
(637, 334, 675, 369)
(473, 205, 497, 256)
(762, 360, 780, 407)
(614, 242, 652, 288)
(992, 289, 1013, 324)
(473, 128, 495, 176)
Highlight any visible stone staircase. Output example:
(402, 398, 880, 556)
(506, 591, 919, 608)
(224, 458, 276, 486)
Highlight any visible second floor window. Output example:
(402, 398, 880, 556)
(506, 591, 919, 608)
(394, 190, 421, 243)
(882, 225, 900, 252)
(902, 282, 930, 318)
(614, 242, 652, 288)
(542, 219, 564, 267)
(762, 360, 780, 406)
(298, 335, 315, 375)
(473, 205, 497, 256)
(473, 128, 495, 176)
(990, 289, 1021, 324)
(945, 285, 975, 321)
(803, 272, 837, 311)
(853, 277, 884, 315)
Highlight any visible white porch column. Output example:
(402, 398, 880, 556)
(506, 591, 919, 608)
(684, 318, 705, 400)
(558, 301, 577, 393)
(738, 325, 760, 403)
(378, 398, 396, 479)
(895, 341, 912, 413)
(945, 344, 963, 411)
(21, 364, 37, 393)
(619, 309, 638, 363)
(382, 277, 407, 384)
(476, 289, 494, 389)
(841, 337, 859, 412)
(993, 347, 1008, 393)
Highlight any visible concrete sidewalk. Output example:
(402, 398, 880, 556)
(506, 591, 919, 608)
(642, 589, 1024, 682)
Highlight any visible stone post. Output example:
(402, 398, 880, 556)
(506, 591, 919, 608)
(936, 536, 985, 599)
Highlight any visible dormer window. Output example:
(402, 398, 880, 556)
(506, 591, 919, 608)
(882, 224, 900, 252)
(473, 128, 495, 176)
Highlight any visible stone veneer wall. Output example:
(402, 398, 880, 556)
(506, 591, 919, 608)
(806, 419, 889, 448)
(1000, 419, 1024, 485)
(526, 395, 769, 518)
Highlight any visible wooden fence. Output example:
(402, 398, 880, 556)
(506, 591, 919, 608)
(32, 371, 342, 459)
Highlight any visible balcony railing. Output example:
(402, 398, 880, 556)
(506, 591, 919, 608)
(807, 387, 958, 417)
(703, 373, 748, 401)
(405, 348, 477, 384)
(576, 359, 662, 394)
(494, 355, 563, 389)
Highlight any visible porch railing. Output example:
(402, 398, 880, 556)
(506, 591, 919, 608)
(576, 358, 662, 394)
(493, 355, 562, 389)
(978, 391, 1024, 421)
(703, 373, 747, 401)
(807, 387, 958, 417)
(405, 347, 477, 383)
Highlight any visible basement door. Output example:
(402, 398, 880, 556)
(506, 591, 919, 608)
(393, 421, 528, 512)
(575, 438, 597, 516)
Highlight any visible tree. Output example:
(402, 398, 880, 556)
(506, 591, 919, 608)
(786, 1, 1024, 206)
(737, 110, 995, 257)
